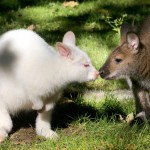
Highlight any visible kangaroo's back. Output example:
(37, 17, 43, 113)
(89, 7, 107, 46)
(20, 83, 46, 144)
(140, 16, 150, 46)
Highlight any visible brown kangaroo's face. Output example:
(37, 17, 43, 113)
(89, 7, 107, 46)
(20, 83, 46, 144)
(99, 24, 140, 80)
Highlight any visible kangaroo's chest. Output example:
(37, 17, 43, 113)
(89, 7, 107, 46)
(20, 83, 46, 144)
(140, 80, 150, 90)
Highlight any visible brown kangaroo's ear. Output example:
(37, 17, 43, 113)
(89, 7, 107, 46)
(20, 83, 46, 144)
(120, 23, 134, 43)
(126, 32, 139, 53)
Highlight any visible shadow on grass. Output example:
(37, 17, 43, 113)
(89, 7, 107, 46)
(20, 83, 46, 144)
(11, 95, 127, 133)
(0, 1, 149, 56)
(52, 96, 127, 129)
(0, 0, 53, 10)
(0, 0, 93, 12)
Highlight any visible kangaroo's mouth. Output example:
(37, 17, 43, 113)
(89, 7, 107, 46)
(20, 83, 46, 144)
(100, 72, 117, 80)
(104, 74, 126, 80)
(99, 68, 111, 80)
(104, 76, 116, 80)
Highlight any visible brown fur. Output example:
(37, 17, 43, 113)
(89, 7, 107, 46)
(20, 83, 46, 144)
(99, 16, 150, 121)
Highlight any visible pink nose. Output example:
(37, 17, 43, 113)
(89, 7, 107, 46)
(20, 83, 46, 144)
(95, 71, 99, 78)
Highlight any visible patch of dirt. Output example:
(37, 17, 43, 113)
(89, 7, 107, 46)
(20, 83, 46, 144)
(9, 127, 46, 146)
(10, 128, 36, 145)
(9, 110, 46, 146)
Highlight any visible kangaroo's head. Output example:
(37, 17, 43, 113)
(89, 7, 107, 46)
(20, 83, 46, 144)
(99, 24, 144, 80)
(55, 31, 99, 83)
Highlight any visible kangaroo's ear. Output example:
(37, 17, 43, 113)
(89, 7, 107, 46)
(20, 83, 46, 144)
(126, 32, 140, 53)
(62, 31, 76, 46)
(56, 42, 71, 57)
(120, 23, 134, 43)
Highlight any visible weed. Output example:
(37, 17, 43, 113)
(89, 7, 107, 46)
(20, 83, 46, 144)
(105, 14, 127, 34)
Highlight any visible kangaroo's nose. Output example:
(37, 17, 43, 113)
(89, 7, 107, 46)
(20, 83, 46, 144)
(99, 69, 105, 78)
(95, 71, 99, 78)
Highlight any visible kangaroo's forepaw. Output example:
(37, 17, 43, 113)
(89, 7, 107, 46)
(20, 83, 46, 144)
(129, 111, 147, 126)
(135, 111, 147, 122)
(32, 102, 44, 111)
(36, 129, 59, 141)
(0, 131, 8, 143)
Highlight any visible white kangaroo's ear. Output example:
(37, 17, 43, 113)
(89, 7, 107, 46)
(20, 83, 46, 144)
(56, 42, 71, 57)
(127, 32, 139, 53)
(62, 31, 76, 46)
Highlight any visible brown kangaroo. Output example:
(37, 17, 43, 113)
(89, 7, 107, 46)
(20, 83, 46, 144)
(99, 16, 150, 122)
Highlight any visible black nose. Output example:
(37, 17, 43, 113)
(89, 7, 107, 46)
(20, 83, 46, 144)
(99, 69, 105, 78)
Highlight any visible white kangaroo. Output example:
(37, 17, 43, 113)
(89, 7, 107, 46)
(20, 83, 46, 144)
(0, 29, 99, 142)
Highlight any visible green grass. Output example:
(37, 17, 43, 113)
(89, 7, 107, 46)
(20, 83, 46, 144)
(28, 122, 150, 150)
(0, 0, 150, 149)
(1, 97, 150, 149)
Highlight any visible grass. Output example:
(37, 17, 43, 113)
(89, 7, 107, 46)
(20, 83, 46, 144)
(0, 0, 150, 149)
(1, 97, 150, 149)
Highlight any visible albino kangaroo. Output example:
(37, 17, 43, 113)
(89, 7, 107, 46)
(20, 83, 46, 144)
(99, 16, 150, 122)
(0, 29, 99, 142)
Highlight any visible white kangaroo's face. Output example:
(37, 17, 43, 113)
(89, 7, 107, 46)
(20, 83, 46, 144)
(72, 48, 99, 82)
(56, 31, 99, 83)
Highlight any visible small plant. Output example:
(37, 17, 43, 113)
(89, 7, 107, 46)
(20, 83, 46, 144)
(105, 14, 127, 34)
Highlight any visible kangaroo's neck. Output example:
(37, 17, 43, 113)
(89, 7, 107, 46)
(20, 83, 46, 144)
(134, 47, 150, 80)
(46, 54, 73, 89)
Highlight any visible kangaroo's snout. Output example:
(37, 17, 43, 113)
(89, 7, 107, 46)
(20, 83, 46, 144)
(95, 70, 99, 78)
(99, 67, 106, 79)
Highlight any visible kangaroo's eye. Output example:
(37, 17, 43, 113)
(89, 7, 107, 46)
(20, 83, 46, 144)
(115, 58, 122, 63)
(84, 64, 90, 67)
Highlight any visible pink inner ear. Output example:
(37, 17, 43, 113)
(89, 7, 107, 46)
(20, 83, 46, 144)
(57, 43, 71, 57)
(127, 33, 139, 50)
(131, 40, 138, 49)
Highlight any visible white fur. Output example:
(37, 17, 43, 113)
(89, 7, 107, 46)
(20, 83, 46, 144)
(0, 29, 98, 141)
